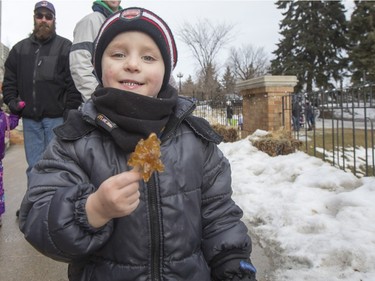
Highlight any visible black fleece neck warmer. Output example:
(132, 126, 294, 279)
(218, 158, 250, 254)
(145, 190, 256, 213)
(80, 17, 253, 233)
(91, 85, 178, 153)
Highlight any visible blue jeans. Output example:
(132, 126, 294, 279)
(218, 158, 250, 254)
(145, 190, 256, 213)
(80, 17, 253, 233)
(22, 117, 63, 177)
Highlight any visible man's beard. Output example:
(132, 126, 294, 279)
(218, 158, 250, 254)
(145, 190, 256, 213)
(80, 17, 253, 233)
(33, 22, 56, 41)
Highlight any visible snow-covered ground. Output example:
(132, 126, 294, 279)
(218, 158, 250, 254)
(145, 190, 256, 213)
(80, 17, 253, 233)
(220, 130, 375, 281)
(329, 102, 375, 121)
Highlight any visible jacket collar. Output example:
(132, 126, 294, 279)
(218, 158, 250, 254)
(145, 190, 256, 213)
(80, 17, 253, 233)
(54, 92, 196, 142)
(30, 32, 56, 45)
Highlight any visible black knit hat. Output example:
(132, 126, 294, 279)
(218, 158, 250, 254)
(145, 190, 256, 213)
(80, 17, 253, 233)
(93, 7, 178, 91)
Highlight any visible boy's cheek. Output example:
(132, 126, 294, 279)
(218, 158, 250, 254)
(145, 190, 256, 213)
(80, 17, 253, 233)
(101, 69, 116, 87)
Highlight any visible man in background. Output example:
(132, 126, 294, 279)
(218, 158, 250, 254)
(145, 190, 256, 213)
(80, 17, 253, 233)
(2, 1, 82, 215)
(70, 0, 122, 101)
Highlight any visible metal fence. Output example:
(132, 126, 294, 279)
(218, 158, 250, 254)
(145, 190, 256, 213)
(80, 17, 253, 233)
(190, 84, 375, 177)
(285, 84, 375, 177)
(192, 101, 243, 129)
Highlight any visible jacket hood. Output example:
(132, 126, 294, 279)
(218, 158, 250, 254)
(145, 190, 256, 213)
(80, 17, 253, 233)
(92, 1, 122, 17)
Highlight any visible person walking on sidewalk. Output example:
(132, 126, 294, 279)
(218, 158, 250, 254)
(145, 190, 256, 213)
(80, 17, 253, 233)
(19, 7, 257, 280)
(70, 0, 122, 101)
(0, 94, 23, 226)
(305, 101, 315, 131)
(2, 1, 82, 191)
(226, 101, 234, 126)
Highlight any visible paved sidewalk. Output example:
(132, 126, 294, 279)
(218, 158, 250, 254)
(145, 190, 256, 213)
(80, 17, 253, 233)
(0, 144, 68, 281)
(0, 144, 273, 281)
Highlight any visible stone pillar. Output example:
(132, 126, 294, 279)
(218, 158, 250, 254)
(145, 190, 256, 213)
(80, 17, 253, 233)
(236, 75, 298, 137)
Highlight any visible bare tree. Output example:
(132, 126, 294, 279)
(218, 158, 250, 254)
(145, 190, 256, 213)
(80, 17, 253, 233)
(229, 44, 270, 80)
(178, 19, 234, 78)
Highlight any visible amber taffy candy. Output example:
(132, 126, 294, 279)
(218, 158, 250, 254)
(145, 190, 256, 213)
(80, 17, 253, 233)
(128, 133, 164, 182)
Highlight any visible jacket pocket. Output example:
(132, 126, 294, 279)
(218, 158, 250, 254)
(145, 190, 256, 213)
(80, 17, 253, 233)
(35, 55, 58, 81)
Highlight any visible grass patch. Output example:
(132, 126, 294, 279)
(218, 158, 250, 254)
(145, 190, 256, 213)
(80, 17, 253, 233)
(301, 128, 374, 154)
(297, 128, 375, 177)
(212, 124, 239, 142)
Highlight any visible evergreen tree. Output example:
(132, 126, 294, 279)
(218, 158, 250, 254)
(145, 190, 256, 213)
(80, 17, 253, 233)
(196, 62, 222, 103)
(348, 1, 375, 84)
(271, 1, 348, 92)
(182, 75, 197, 99)
(221, 66, 236, 95)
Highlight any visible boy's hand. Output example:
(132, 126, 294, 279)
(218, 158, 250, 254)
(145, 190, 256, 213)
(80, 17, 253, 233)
(212, 259, 257, 281)
(86, 170, 142, 228)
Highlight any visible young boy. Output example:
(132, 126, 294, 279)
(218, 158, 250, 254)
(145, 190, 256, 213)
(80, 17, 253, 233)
(19, 7, 257, 281)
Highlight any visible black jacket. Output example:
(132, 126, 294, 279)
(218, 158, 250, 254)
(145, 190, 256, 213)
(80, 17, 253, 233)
(3, 33, 82, 120)
(19, 96, 252, 281)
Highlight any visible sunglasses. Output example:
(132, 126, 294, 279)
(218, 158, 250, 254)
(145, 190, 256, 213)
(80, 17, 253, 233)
(34, 12, 54, 21)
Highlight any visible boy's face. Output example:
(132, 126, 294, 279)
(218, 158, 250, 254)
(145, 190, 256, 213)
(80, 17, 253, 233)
(102, 31, 165, 98)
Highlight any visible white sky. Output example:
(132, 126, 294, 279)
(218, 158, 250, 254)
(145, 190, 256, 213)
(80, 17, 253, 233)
(221, 128, 375, 280)
(0, 0, 355, 83)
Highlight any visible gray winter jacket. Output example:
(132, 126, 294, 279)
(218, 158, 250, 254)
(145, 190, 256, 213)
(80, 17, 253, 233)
(19, 97, 252, 281)
(69, 11, 106, 101)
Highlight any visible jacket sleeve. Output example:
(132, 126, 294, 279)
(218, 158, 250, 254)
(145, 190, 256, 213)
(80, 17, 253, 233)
(18, 138, 113, 263)
(2, 46, 20, 106)
(200, 142, 252, 267)
(8, 113, 20, 130)
(69, 13, 103, 101)
(62, 40, 82, 112)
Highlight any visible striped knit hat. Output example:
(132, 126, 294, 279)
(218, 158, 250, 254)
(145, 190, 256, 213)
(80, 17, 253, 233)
(93, 7, 178, 90)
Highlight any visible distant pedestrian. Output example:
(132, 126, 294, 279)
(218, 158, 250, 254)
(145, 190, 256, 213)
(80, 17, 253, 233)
(227, 102, 234, 126)
(305, 101, 315, 130)
(238, 113, 243, 131)
(292, 100, 301, 131)
(0, 94, 23, 226)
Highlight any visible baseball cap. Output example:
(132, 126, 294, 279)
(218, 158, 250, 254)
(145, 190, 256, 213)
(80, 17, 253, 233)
(34, 1, 55, 15)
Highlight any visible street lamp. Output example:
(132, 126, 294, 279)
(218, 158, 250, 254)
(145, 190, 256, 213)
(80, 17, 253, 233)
(177, 72, 183, 94)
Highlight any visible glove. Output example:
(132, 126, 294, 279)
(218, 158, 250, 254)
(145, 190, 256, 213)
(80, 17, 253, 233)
(18, 101, 26, 109)
(212, 259, 257, 281)
(229, 261, 257, 281)
(8, 99, 25, 114)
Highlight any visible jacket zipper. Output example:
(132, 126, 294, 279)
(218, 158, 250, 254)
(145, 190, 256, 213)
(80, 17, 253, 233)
(32, 47, 41, 114)
(148, 176, 161, 280)
(148, 99, 196, 279)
